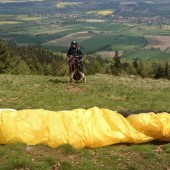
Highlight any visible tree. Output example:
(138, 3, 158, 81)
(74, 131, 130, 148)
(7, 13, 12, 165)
(111, 51, 121, 76)
(0, 39, 17, 73)
(12, 60, 32, 75)
(115, 50, 119, 57)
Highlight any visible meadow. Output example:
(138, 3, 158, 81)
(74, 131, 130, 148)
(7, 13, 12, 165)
(0, 74, 170, 170)
(1, 74, 170, 111)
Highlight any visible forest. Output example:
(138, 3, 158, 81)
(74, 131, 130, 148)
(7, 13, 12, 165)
(0, 39, 169, 79)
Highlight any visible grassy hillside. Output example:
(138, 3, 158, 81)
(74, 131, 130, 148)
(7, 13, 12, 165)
(0, 74, 170, 112)
(0, 74, 170, 170)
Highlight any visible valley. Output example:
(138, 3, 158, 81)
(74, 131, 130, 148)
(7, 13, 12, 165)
(0, 0, 169, 60)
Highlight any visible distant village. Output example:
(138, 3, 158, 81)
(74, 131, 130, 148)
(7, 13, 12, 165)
(110, 16, 170, 25)
(35, 12, 170, 29)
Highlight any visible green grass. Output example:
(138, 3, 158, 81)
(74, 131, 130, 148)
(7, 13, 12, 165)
(124, 49, 170, 61)
(80, 23, 130, 32)
(0, 74, 170, 112)
(0, 73, 170, 169)
(1, 142, 170, 170)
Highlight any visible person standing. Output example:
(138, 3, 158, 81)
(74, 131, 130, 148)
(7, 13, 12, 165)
(67, 40, 86, 82)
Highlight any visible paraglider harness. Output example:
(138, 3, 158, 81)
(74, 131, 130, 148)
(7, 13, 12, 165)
(69, 55, 83, 72)
(68, 55, 83, 80)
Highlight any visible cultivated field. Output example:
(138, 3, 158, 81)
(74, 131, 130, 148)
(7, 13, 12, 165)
(0, 0, 169, 59)
(56, 2, 83, 8)
(95, 51, 124, 58)
(145, 35, 170, 51)
(43, 31, 97, 47)
(16, 15, 42, 21)
(0, 21, 21, 25)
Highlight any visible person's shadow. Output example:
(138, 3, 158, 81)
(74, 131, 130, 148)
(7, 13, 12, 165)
(49, 78, 84, 84)
(49, 78, 69, 84)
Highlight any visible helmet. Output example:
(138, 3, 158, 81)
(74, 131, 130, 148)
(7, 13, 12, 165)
(71, 40, 78, 46)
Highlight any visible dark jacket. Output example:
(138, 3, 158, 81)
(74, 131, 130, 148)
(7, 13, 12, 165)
(67, 46, 83, 72)
(67, 47, 83, 59)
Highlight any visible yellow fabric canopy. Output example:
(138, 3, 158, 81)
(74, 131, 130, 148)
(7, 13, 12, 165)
(0, 107, 169, 148)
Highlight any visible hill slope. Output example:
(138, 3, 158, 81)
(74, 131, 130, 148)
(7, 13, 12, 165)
(0, 74, 169, 112)
(0, 73, 170, 170)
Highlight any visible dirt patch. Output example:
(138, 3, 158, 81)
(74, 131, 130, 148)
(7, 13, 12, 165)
(67, 85, 85, 93)
(145, 35, 170, 51)
(80, 19, 106, 23)
(95, 51, 124, 58)
(25, 144, 81, 168)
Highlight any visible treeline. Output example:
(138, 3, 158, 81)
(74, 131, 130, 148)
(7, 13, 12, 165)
(111, 56, 170, 79)
(0, 39, 67, 76)
(0, 39, 170, 79)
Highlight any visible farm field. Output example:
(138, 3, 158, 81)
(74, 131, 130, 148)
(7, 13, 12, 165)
(43, 31, 96, 47)
(1, 21, 169, 59)
(95, 50, 124, 58)
(0, 21, 20, 25)
(0, 0, 170, 59)
(145, 35, 170, 51)
(122, 49, 170, 61)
